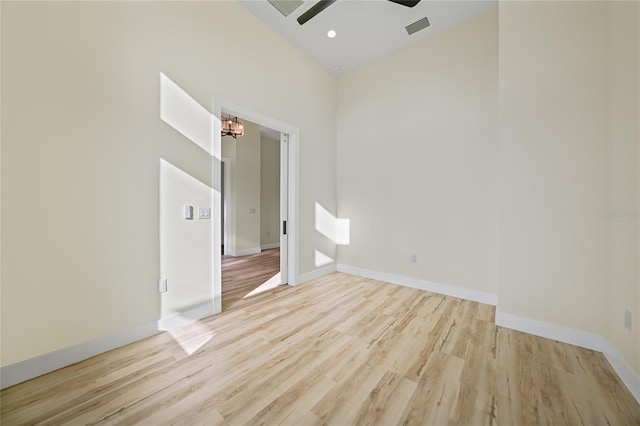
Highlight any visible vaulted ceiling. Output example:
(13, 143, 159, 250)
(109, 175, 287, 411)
(239, 0, 497, 75)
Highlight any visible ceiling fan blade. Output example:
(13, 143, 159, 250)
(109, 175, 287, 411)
(387, 0, 420, 7)
(297, 0, 337, 25)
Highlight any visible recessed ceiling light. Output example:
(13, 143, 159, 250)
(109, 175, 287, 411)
(333, 65, 342, 73)
(327, 30, 337, 38)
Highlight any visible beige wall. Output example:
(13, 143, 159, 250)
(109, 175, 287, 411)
(222, 122, 278, 255)
(337, 9, 499, 296)
(261, 136, 281, 247)
(159, 159, 213, 318)
(605, 1, 639, 374)
(1, 1, 336, 367)
(498, 1, 608, 335)
(0, 2, 3, 366)
(222, 136, 237, 254)
(498, 0, 639, 375)
(231, 120, 261, 254)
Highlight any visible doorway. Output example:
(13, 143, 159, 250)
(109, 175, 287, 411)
(212, 99, 297, 314)
(220, 122, 285, 309)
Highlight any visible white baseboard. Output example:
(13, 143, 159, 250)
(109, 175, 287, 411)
(235, 247, 262, 256)
(337, 264, 498, 306)
(157, 302, 215, 331)
(495, 311, 605, 351)
(0, 321, 160, 390)
(603, 342, 640, 403)
(496, 310, 640, 404)
(261, 242, 280, 250)
(1, 303, 216, 390)
(294, 264, 337, 286)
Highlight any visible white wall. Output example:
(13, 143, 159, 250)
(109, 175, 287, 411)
(1, 1, 336, 367)
(336, 10, 499, 297)
(261, 136, 281, 247)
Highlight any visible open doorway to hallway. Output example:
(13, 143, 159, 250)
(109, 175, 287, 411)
(220, 114, 285, 310)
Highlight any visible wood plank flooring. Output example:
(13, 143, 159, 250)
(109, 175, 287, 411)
(222, 248, 280, 310)
(2, 272, 639, 425)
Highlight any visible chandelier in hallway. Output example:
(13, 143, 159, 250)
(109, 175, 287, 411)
(221, 115, 245, 138)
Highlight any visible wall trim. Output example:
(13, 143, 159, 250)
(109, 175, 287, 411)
(294, 264, 337, 286)
(495, 311, 606, 351)
(337, 264, 498, 306)
(0, 321, 160, 390)
(261, 242, 280, 250)
(603, 341, 640, 403)
(157, 302, 215, 331)
(235, 247, 261, 257)
(0, 302, 216, 390)
(496, 310, 640, 404)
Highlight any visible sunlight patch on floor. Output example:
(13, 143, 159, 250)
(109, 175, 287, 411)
(168, 321, 216, 356)
(243, 272, 282, 299)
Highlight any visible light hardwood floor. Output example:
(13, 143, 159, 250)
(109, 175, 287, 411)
(2, 272, 639, 425)
(222, 248, 280, 310)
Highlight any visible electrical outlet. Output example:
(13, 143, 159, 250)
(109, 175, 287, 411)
(158, 278, 168, 293)
(410, 254, 417, 263)
(625, 310, 632, 330)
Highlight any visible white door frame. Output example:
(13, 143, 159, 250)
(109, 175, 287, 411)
(279, 132, 289, 284)
(211, 98, 298, 314)
(221, 157, 231, 256)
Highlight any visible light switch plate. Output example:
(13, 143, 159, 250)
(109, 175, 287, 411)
(198, 207, 211, 219)
(184, 205, 193, 220)
(625, 310, 632, 330)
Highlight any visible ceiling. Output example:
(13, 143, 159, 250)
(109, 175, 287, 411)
(238, 0, 497, 75)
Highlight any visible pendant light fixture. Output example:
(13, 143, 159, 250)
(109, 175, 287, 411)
(221, 115, 245, 139)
